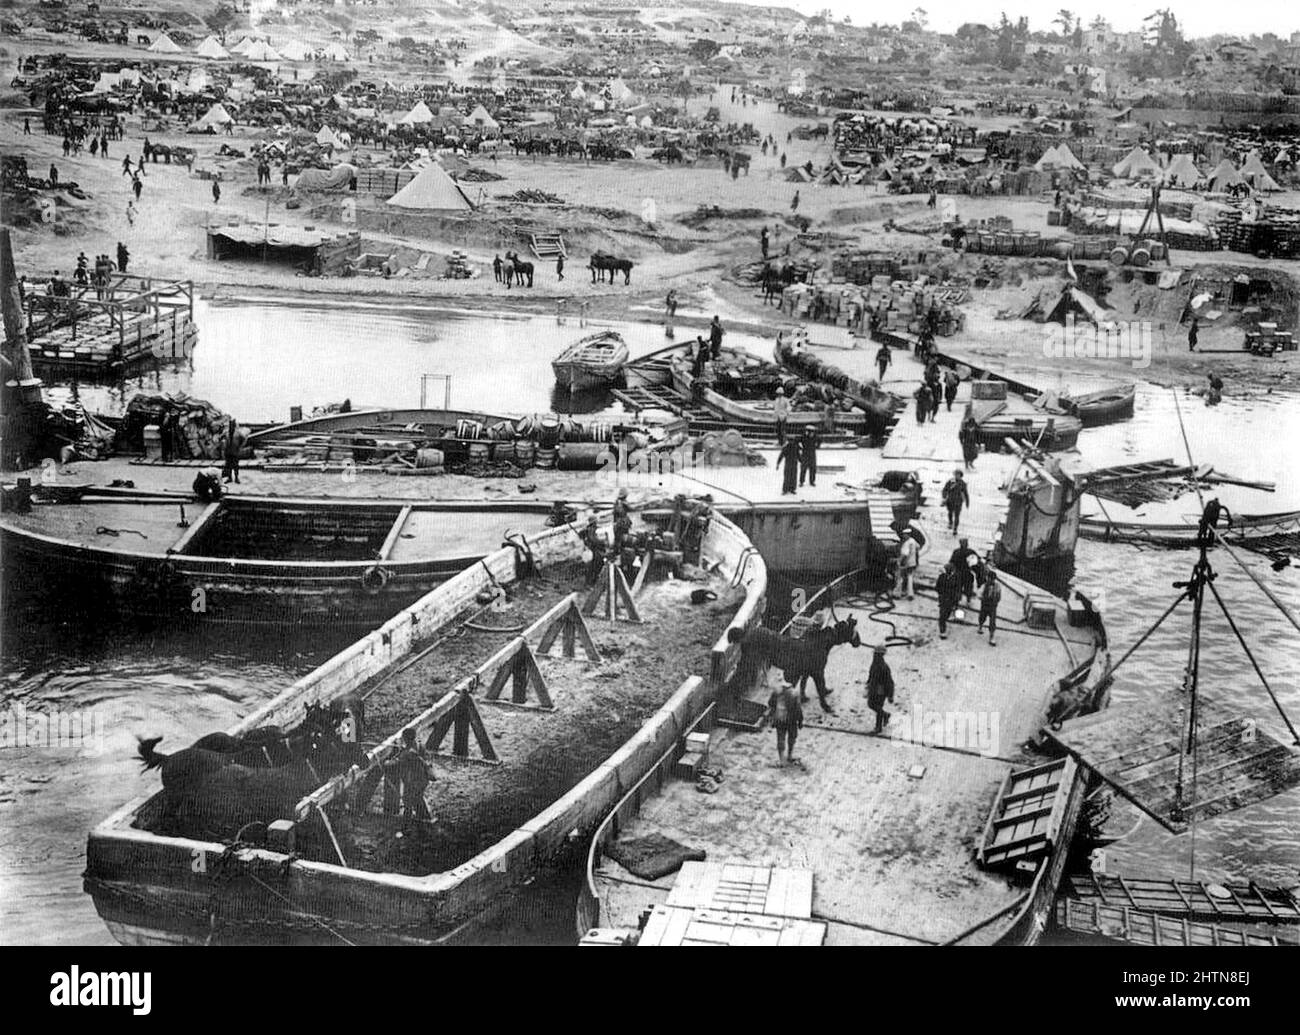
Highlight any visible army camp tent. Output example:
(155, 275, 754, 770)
(1049, 143, 1084, 171)
(1045, 285, 1110, 326)
(570, 82, 586, 100)
(243, 40, 282, 61)
(195, 36, 229, 60)
(321, 43, 350, 62)
(463, 104, 499, 133)
(1113, 146, 1160, 179)
(192, 102, 234, 132)
(607, 77, 634, 103)
(1164, 153, 1202, 188)
(278, 41, 311, 61)
(1208, 158, 1246, 193)
(316, 125, 343, 147)
(399, 101, 434, 126)
(1240, 151, 1281, 192)
(149, 33, 184, 54)
(230, 36, 258, 56)
(387, 162, 474, 211)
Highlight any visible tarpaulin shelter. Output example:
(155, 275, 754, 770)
(1045, 284, 1110, 326)
(294, 163, 357, 192)
(387, 162, 474, 210)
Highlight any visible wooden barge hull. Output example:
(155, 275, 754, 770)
(83, 515, 768, 944)
(670, 361, 867, 433)
(1, 497, 558, 627)
(247, 408, 515, 446)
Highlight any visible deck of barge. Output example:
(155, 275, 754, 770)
(339, 562, 743, 876)
(594, 587, 1100, 945)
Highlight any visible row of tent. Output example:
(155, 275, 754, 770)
(149, 34, 351, 63)
(1033, 139, 1284, 192)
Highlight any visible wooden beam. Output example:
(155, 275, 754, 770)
(376, 505, 412, 561)
(168, 501, 222, 555)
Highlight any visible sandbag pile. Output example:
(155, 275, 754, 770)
(120, 393, 233, 459)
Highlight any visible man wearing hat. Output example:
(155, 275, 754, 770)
(798, 424, 819, 488)
(977, 569, 1002, 646)
(193, 467, 223, 504)
(866, 645, 895, 734)
(773, 386, 790, 445)
(936, 561, 962, 639)
(942, 469, 970, 533)
(949, 537, 979, 604)
(579, 515, 606, 585)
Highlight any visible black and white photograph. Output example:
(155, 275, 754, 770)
(0, 0, 1296, 989)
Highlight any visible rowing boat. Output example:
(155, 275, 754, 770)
(247, 407, 513, 447)
(551, 331, 631, 390)
(83, 512, 767, 944)
(0, 490, 558, 626)
(1079, 508, 1300, 548)
(1057, 384, 1136, 426)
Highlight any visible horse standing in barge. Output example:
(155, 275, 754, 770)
(729, 616, 861, 714)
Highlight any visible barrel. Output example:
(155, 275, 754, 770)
(414, 447, 444, 469)
(538, 416, 562, 448)
(513, 439, 536, 465)
(1045, 240, 1074, 261)
(468, 441, 490, 462)
(1108, 246, 1130, 266)
(556, 442, 610, 471)
(586, 420, 612, 443)
(289, 405, 303, 423)
(456, 418, 483, 440)
(1021, 232, 1040, 256)
(491, 441, 514, 462)
(1129, 246, 1150, 268)
(535, 446, 557, 469)
(1146, 239, 1166, 260)
(994, 232, 1012, 255)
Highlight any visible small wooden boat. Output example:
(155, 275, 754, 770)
(623, 341, 691, 387)
(973, 407, 1083, 451)
(1079, 508, 1300, 548)
(83, 513, 767, 945)
(670, 354, 868, 433)
(551, 331, 630, 391)
(0, 490, 559, 627)
(1055, 384, 1136, 427)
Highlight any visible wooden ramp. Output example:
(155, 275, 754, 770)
(1055, 898, 1298, 946)
(529, 232, 566, 260)
(1048, 691, 1300, 833)
(1064, 873, 1300, 924)
(637, 861, 826, 946)
(979, 758, 1078, 869)
(882, 388, 967, 463)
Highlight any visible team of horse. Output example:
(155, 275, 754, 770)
(728, 615, 862, 714)
(589, 251, 634, 285)
(502, 250, 534, 287)
(136, 695, 368, 841)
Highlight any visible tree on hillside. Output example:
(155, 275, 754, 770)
(688, 38, 720, 62)
(996, 12, 1029, 71)
(205, 4, 239, 45)
(354, 28, 380, 52)
(1054, 10, 1075, 37)
(911, 8, 928, 30)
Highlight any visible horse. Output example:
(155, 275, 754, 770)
(504, 251, 533, 287)
(138, 727, 368, 840)
(728, 615, 861, 714)
(186, 700, 351, 766)
(589, 253, 633, 285)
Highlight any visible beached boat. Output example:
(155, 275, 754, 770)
(772, 336, 901, 433)
(1056, 384, 1136, 427)
(552, 331, 630, 391)
(82, 512, 767, 944)
(579, 568, 1110, 946)
(670, 354, 868, 434)
(623, 341, 691, 388)
(0, 489, 559, 627)
(247, 407, 514, 447)
(1079, 508, 1300, 548)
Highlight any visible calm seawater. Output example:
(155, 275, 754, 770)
(4, 300, 1298, 944)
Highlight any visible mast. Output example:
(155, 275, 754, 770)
(1, 227, 43, 403)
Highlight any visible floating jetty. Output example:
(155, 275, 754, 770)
(580, 569, 1110, 945)
(23, 275, 196, 377)
(82, 512, 767, 944)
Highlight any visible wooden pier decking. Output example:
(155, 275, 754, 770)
(1063, 873, 1300, 925)
(593, 583, 1104, 945)
(1054, 898, 1299, 946)
(24, 274, 196, 376)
